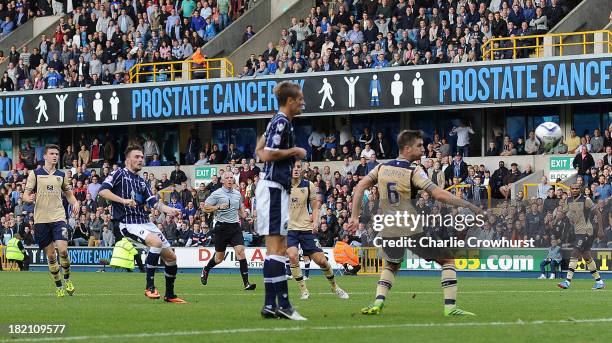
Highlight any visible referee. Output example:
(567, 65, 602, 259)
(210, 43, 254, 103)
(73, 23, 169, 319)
(200, 171, 256, 290)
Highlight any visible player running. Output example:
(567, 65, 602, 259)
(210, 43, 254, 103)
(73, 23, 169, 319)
(255, 81, 308, 320)
(287, 160, 349, 300)
(23, 144, 80, 297)
(200, 171, 256, 290)
(349, 130, 484, 316)
(98, 145, 186, 303)
(557, 184, 606, 290)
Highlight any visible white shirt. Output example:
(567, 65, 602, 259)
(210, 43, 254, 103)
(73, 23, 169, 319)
(361, 148, 376, 159)
(453, 126, 475, 147)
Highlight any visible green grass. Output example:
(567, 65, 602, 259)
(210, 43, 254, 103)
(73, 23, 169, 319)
(0, 271, 610, 342)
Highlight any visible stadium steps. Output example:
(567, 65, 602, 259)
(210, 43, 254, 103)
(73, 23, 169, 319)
(226, 0, 315, 71)
(0, 15, 62, 69)
(546, 0, 612, 56)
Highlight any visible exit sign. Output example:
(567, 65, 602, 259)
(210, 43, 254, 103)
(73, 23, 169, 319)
(194, 166, 218, 187)
(549, 157, 572, 170)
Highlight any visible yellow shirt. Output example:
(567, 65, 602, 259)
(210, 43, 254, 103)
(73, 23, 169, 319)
(564, 136, 581, 153)
(25, 168, 72, 224)
(288, 179, 317, 231)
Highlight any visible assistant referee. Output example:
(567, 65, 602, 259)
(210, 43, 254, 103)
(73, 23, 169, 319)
(200, 171, 256, 290)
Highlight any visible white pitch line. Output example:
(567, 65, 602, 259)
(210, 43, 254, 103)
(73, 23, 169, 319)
(2, 318, 611, 342)
(2, 289, 607, 297)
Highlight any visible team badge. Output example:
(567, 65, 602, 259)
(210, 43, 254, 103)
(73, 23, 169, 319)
(272, 134, 281, 145)
(276, 122, 285, 132)
(47, 185, 54, 190)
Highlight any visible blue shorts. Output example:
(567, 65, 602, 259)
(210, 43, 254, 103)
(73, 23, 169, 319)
(34, 221, 69, 248)
(287, 230, 323, 256)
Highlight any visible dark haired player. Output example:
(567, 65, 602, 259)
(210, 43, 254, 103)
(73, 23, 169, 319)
(23, 144, 80, 297)
(349, 130, 484, 316)
(98, 145, 186, 303)
(255, 81, 308, 320)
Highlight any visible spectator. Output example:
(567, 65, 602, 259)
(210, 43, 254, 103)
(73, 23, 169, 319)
(538, 238, 561, 279)
(170, 164, 188, 185)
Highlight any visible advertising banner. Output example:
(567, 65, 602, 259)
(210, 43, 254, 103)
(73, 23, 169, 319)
(1, 55, 610, 130)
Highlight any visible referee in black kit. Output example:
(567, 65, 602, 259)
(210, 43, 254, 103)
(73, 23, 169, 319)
(200, 171, 256, 290)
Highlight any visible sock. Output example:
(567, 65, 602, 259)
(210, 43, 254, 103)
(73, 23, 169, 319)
(290, 263, 308, 294)
(48, 258, 63, 288)
(285, 259, 292, 276)
(164, 260, 178, 297)
(585, 258, 602, 282)
(145, 250, 161, 289)
(263, 256, 276, 308)
(374, 264, 397, 304)
(441, 264, 458, 310)
(269, 255, 291, 309)
(239, 258, 250, 286)
(321, 262, 337, 290)
(566, 257, 578, 282)
(304, 262, 310, 278)
(204, 256, 218, 272)
(59, 254, 71, 280)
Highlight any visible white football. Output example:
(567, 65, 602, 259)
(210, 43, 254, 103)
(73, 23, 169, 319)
(535, 122, 563, 152)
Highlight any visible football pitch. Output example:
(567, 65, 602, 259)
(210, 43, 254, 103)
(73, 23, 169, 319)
(0, 272, 610, 342)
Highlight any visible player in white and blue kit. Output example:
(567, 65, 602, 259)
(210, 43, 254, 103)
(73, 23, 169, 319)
(255, 81, 308, 320)
(99, 145, 186, 303)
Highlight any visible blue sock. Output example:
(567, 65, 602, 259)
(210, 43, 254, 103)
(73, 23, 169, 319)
(145, 252, 160, 289)
(269, 255, 291, 309)
(263, 256, 276, 308)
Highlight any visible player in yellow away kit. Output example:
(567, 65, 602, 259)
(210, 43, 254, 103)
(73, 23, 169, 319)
(349, 130, 485, 317)
(23, 145, 80, 297)
(286, 160, 349, 300)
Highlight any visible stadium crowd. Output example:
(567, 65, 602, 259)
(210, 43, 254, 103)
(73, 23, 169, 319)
(0, 0, 253, 91)
(0, 0, 585, 91)
(239, 0, 580, 77)
(0, 126, 611, 254)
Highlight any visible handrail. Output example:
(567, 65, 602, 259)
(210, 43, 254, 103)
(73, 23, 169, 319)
(445, 184, 491, 209)
(522, 182, 571, 199)
(482, 30, 612, 60)
(128, 57, 234, 83)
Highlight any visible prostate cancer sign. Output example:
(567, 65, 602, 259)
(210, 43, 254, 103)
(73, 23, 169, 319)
(2, 55, 611, 131)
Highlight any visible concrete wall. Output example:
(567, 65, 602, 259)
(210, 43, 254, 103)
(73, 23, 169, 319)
(548, 0, 612, 56)
(0, 16, 62, 70)
(271, 0, 300, 19)
(200, 0, 272, 60)
(125, 153, 605, 186)
(228, 0, 314, 71)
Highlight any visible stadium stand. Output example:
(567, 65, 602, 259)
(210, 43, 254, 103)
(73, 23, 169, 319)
(0, 0, 587, 91)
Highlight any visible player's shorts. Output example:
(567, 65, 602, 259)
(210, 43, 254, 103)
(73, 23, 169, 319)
(119, 222, 170, 249)
(287, 230, 323, 256)
(255, 179, 289, 236)
(573, 234, 594, 252)
(213, 222, 244, 252)
(380, 232, 451, 264)
(34, 221, 69, 248)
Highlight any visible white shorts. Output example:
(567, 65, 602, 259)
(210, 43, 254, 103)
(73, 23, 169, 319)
(119, 222, 170, 249)
(255, 179, 289, 236)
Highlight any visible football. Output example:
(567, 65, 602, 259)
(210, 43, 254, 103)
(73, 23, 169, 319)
(535, 122, 563, 152)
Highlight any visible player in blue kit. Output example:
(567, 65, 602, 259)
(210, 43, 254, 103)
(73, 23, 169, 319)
(98, 145, 186, 303)
(255, 81, 308, 320)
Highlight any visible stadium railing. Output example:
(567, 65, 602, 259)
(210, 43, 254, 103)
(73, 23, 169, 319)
(355, 247, 384, 276)
(482, 29, 612, 60)
(128, 57, 234, 83)
(522, 182, 571, 199)
(445, 184, 492, 208)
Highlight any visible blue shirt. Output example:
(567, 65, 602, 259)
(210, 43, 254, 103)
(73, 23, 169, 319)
(0, 156, 11, 171)
(99, 168, 157, 224)
(262, 112, 295, 190)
